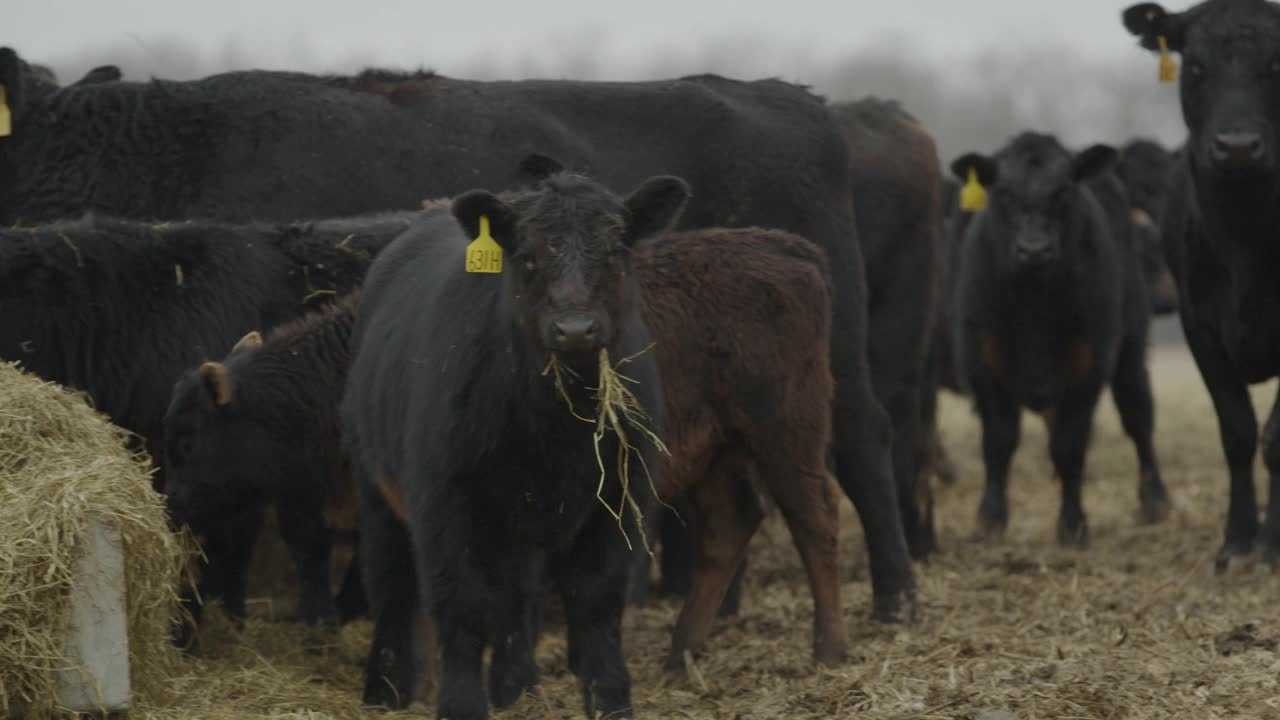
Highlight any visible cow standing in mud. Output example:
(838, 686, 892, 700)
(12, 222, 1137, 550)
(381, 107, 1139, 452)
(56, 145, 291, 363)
(949, 132, 1169, 545)
(1124, 0, 1280, 568)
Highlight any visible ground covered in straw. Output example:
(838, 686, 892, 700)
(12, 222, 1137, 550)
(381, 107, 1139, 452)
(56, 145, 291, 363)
(137, 344, 1280, 719)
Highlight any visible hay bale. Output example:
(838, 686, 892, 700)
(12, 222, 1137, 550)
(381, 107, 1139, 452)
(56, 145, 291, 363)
(0, 361, 189, 717)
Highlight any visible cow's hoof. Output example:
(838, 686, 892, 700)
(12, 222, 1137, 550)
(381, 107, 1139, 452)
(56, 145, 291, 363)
(1056, 517, 1089, 548)
(490, 656, 539, 709)
(976, 498, 1008, 541)
(1213, 540, 1255, 575)
(362, 681, 411, 711)
(813, 638, 849, 667)
(1138, 483, 1172, 525)
(871, 588, 919, 625)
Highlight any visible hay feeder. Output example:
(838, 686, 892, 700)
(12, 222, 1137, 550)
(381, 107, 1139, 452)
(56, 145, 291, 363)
(0, 362, 186, 719)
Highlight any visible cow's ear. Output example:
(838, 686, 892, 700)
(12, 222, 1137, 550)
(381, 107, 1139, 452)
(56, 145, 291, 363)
(198, 362, 232, 406)
(72, 65, 122, 87)
(452, 190, 518, 254)
(0, 48, 27, 134)
(623, 175, 691, 244)
(950, 153, 998, 186)
(230, 331, 263, 354)
(519, 153, 566, 181)
(1072, 144, 1119, 183)
(1122, 3, 1185, 52)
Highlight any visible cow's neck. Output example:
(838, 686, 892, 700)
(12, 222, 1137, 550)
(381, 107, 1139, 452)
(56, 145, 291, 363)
(1191, 164, 1280, 258)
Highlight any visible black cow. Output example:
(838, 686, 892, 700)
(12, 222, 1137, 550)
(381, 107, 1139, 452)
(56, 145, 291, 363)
(341, 173, 686, 718)
(0, 212, 413, 649)
(949, 132, 1169, 545)
(1123, 0, 1280, 568)
(645, 98, 943, 625)
(0, 49, 915, 619)
(836, 98, 946, 560)
(1116, 138, 1181, 314)
(163, 293, 366, 635)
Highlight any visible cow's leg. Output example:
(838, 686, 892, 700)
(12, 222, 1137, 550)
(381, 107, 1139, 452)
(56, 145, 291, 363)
(649, 497, 746, 618)
(758, 458, 847, 665)
(656, 494, 696, 597)
(1110, 335, 1170, 524)
(829, 392, 916, 622)
(554, 508, 641, 720)
(277, 500, 338, 625)
(358, 477, 420, 710)
(335, 543, 369, 622)
(1259, 388, 1280, 567)
(1184, 321, 1259, 570)
(666, 455, 763, 670)
(974, 383, 1021, 538)
(219, 505, 265, 626)
(625, 500, 665, 608)
(489, 556, 542, 710)
(1049, 386, 1104, 547)
(432, 547, 496, 720)
(828, 268, 917, 623)
(717, 558, 747, 618)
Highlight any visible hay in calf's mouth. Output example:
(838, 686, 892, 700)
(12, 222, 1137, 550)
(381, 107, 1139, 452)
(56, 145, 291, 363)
(0, 361, 190, 718)
(542, 345, 671, 553)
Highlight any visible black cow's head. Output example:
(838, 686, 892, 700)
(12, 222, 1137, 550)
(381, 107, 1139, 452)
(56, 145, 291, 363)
(452, 170, 689, 369)
(0, 48, 121, 129)
(161, 331, 274, 527)
(951, 133, 1118, 269)
(1124, 1, 1280, 178)
(1116, 138, 1177, 220)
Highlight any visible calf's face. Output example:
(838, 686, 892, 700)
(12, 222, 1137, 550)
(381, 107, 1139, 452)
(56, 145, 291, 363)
(452, 173, 689, 365)
(1116, 140, 1176, 220)
(1125, 1, 1280, 178)
(161, 332, 274, 526)
(952, 135, 1118, 269)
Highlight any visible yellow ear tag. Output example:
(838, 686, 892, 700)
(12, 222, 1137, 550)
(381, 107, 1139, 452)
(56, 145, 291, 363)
(0, 84, 11, 137)
(465, 214, 503, 273)
(959, 167, 987, 212)
(1157, 35, 1178, 83)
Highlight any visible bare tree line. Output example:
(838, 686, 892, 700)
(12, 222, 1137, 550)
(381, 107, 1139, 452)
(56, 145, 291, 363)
(37, 33, 1187, 162)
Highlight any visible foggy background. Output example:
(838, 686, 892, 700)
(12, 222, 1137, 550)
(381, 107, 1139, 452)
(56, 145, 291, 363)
(12, 1, 1189, 341)
(13, 0, 1189, 161)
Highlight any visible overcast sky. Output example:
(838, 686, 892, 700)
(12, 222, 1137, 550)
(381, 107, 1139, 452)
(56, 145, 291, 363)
(13, 0, 1154, 79)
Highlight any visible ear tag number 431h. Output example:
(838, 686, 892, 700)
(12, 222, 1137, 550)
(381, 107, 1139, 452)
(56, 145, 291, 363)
(466, 214, 503, 274)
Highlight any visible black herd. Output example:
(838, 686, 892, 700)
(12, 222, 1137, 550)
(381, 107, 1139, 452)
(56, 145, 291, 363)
(3, 1, 1278, 718)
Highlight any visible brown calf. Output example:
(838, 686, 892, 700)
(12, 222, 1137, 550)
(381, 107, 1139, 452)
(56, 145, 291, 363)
(636, 226, 846, 667)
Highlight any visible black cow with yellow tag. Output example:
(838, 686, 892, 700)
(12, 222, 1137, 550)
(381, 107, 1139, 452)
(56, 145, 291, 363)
(1123, 0, 1280, 569)
(945, 132, 1169, 547)
(341, 172, 684, 719)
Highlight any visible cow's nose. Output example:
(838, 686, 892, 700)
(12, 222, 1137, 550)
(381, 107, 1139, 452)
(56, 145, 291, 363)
(552, 316, 599, 354)
(1211, 131, 1264, 170)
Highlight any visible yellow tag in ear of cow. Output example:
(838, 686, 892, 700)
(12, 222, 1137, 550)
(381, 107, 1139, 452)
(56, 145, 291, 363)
(0, 84, 11, 137)
(465, 214, 503, 274)
(1157, 35, 1178, 83)
(960, 167, 987, 212)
